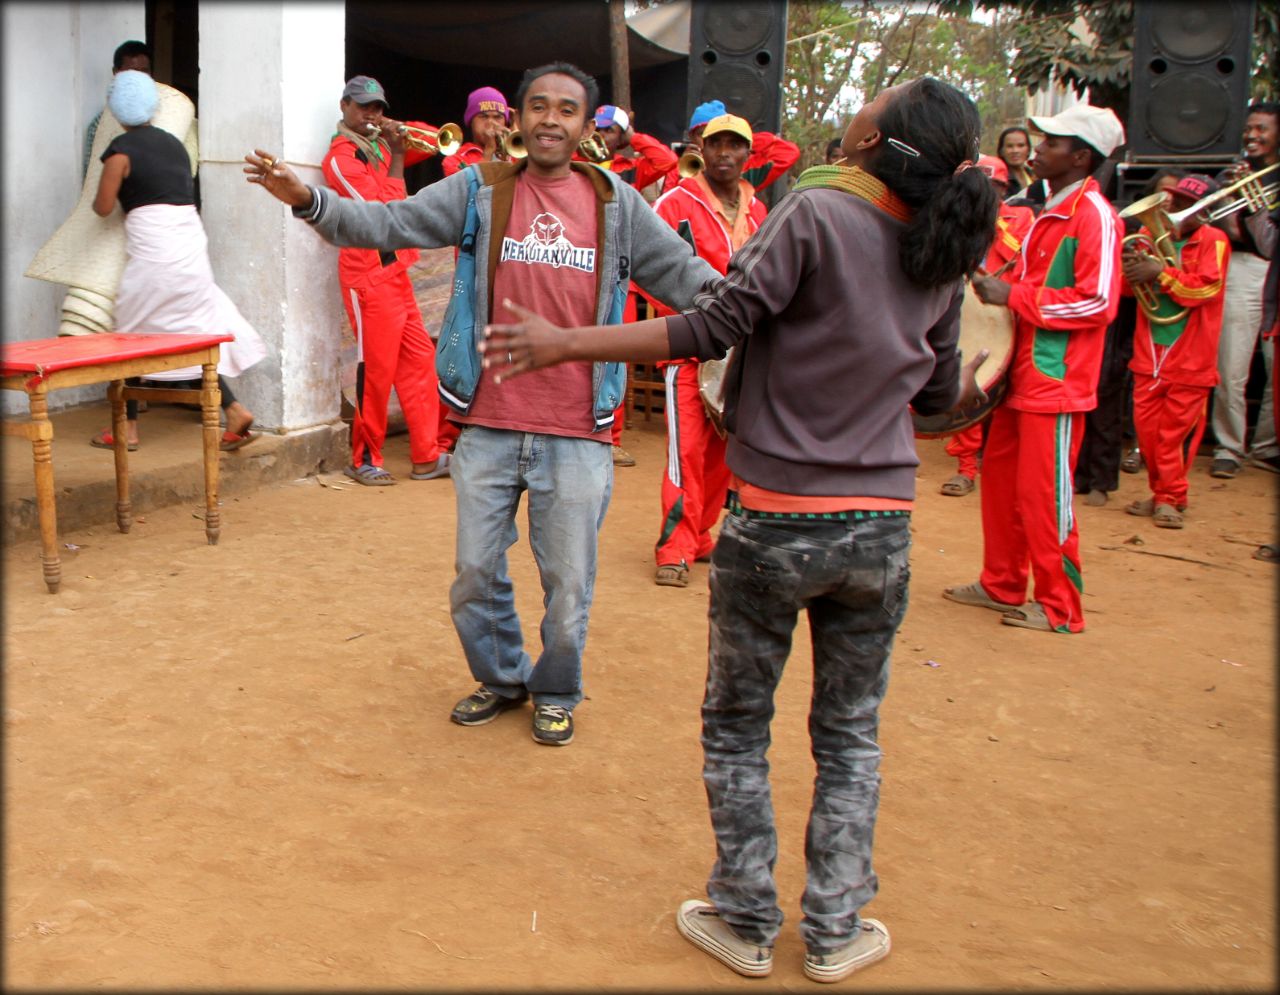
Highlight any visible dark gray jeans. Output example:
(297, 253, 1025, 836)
(701, 510, 909, 954)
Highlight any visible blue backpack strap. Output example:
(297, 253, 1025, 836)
(436, 164, 484, 412)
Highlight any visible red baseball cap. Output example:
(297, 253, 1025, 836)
(977, 154, 1009, 184)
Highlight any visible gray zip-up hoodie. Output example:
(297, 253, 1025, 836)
(296, 160, 721, 428)
(667, 186, 965, 501)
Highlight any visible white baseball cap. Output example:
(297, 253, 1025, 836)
(1029, 103, 1125, 158)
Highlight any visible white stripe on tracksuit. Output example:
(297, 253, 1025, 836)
(664, 364, 682, 487)
(1056, 413, 1074, 544)
(348, 288, 365, 363)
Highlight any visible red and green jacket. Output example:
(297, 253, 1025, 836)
(1126, 223, 1230, 387)
(1004, 177, 1122, 413)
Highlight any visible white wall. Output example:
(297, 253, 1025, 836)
(2, 2, 144, 416)
(198, 1, 345, 432)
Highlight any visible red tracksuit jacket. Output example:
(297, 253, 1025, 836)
(1004, 177, 1123, 413)
(1126, 223, 1230, 388)
(321, 127, 432, 289)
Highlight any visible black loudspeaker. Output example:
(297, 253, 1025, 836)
(685, 1, 787, 136)
(1129, 0, 1255, 159)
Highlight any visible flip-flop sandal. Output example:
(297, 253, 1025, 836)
(1153, 504, 1184, 529)
(1001, 602, 1074, 633)
(89, 430, 137, 452)
(654, 563, 689, 588)
(1254, 544, 1280, 563)
(409, 452, 452, 480)
(941, 581, 1019, 612)
(344, 463, 397, 486)
(1125, 498, 1154, 517)
(220, 429, 258, 452)
(940, 474, 975, 497)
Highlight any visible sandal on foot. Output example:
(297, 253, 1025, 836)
(1001, 602, 1073, 633)
(1125, 498, 1154, 517)
(344, 463, 397, 486)
(940, 474, 975, 497)
(409, 452, 452, 480)
(1120, 448, 1143, 474)
(941, 581, 1019, 612)
(1153, 503, 1184, 529)
(1253, 544, 1280, 563)
(90, 429, 137, 452)
(655, 563, 689, 588)
(220, 429, 258, 452)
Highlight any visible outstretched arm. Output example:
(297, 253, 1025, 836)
(483, 300, 673, 382)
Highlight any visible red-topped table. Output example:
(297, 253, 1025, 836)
(1, 332, 232, 593)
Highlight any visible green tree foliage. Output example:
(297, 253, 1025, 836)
(950, 0, 1280, 112)
(784, 1, 1027, 173)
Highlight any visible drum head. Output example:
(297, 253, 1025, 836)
(912, 282, 1015, 439)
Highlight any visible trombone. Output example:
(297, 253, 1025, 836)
(1180, 160, 1279, 222)
(364, 120, 463, 157)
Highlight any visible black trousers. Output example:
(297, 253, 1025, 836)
(1075, 296, 1137, 494)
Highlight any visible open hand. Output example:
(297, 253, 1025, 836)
(243, 149, 312, 208)
(955, 347, 991, 412)
(482, 299, 573, 383)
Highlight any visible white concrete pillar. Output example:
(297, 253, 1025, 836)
(197, 1, 345, 432)
(2, 1, 145, 416)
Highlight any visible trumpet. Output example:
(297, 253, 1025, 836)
(677, 146, 704, 179)
(1179, 159, 1279, 223)
(578, 132, 610, 163)
(364, 120, 463, 157)
(497, 129, 527, 160)
(1117, 192, 1188, 326)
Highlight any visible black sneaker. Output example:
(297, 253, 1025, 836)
(450, 686, 528, 726)
(1209, 458, 1239, 479)
(531, 703, 574, 746)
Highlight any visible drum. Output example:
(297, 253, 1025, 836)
(912, 282, 1015, 438)
(697, 346, 734, 439)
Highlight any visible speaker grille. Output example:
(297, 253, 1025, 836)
(1149, 2, 1238, 61)
(701, 62, 772, 128)
(1144, 74, 1233, 151)
(699, 2, 776, 55)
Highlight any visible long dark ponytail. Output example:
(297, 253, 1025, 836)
(865, 78, 999, 289)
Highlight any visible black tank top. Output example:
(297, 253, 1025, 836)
(102, 125, 194, 213)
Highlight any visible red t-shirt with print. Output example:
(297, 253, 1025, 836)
(459, 169, 603, 440)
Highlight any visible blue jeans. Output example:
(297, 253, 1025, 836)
(701, 511, 910, 953)
(449, 426, 613, 710)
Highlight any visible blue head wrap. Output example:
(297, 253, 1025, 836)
(689, 100, 726, 131)
(108, 69, 158, 126)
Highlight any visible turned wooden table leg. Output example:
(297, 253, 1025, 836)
(27, 386, 62, 594)
(107, 379, 132, 533)
(201, 362, 221, 544)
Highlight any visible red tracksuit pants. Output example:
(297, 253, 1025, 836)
(945, 423, 984, 478)
(1131, 373, 1211, 510)
(342, 274, 441, 468)
(657, 362, 729, 566)
(979, 405, 1086, 633)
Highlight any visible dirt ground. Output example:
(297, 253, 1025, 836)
(4, 417, 1276, 991)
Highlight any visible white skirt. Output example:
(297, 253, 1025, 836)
(116, 204, 267, 382)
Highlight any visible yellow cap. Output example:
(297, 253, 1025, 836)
(701, 113, 753, 144)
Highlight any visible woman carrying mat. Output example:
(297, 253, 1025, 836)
(89, 69, 266, 452)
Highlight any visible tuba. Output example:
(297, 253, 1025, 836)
(1117, 192, 1189, 327)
